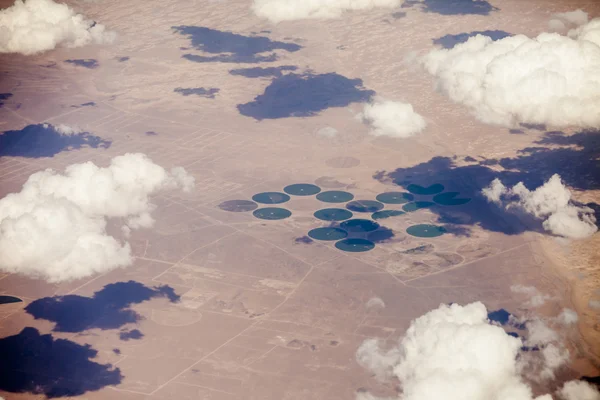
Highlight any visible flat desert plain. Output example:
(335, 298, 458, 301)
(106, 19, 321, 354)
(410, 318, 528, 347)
(0, 0, 599, 399)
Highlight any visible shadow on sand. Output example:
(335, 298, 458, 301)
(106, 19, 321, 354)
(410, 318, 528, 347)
(433, 30, 511, 49)
(0, 327, 122, 398)
(238, 72, 375, 119)
(173, 26, 301, 63)
(402, 0, 498, 15)
(25, 281, 180, 333)
(372, 130, 600, 236)
(0, 124, 111, 158)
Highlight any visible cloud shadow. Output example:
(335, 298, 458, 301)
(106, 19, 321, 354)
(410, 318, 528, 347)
(173, 26, 302, 63)
(237, 72, 375, 120)
(372, 130, 600, 236)
(433, 30, 511, 49)
(64, 59, 99, 69)
(229, 65, 298, 78)
(0, 124, 111, 158)
(0, 327, 122, 398)
(25, 281, 180, 333)
(403, 0, 498, 15)
(0, 93, 12, 108)
(174, 87, 220, 98)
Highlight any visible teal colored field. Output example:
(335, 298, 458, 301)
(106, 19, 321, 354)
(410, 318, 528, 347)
(316, 190, 354, 203)
(252, 192, 291, 204)
(346, 200, 384, 213)
(314, 208, 353, 221)
(335, 238, 375, 252)
(406, 224, 447, 238)
(376, 192, 414, 204)
(284, 183, 321, 196)
(372, 210, 406, 220)
(253, 207, 292, 220)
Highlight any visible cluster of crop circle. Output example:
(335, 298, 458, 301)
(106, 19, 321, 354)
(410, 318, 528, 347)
(218, 183, 471, 252)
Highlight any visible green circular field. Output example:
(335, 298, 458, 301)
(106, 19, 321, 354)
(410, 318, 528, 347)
(283, 183, 321, 196)
(316, 190, 354, 203)
(346, 200, 384, 213)
(376, 192, 414, 204)
(308, 227, 348, 241)
(314, 208, 353, 221)
(252, 192, 291, 204)
(372, 210, 406, 220)
(335, 238, 376, 252)
(253, 207, 292, 220)
(406, 224, 447, 238)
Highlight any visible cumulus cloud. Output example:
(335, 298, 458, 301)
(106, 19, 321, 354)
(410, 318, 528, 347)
(423, 17, 600, 129)
(359, 99, 427, 138)
(549, 10, 589, 32)
(0, 153, 194, 282)
(556, 308, 578, 325)
(482, 174, 598, 239)
(0, 0, 116, 56)
(356, 302, 598, 400)
(44, 123, 83, 136)
(559, 381, 600, 400)
(252, 0, 402, 23)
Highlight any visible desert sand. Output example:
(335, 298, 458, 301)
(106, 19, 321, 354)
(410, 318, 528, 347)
(0, 0, 599, 399)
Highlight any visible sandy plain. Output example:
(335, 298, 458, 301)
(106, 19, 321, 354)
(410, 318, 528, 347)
(0, 0, 599, 398)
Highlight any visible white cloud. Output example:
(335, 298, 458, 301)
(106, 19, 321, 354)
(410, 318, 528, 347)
(559, 381, 600, 400)
(359, 99, 427, 138)
(355, 302, 596, 400)
(0, 153, 194, 282)
(357, 302, 551, 400)
(0, 0, 116, 56)
(44, 123, 83, 136)
(556, 308, 578, 325)
(252, 0, 402, 23)
(510, 285, 552, 307)
(482, 174, 598, 239)
(549, 10, 589, 32)
(423, 18, 600, 129)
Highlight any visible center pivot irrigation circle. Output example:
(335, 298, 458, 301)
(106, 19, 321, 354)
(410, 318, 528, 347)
(346, 200, 384, 213)
(340, 219, 380, 233)
(308, 227, 348, 241)
(314, 208, 353, 222)
(283, 183, 321, 196)
(252, 192, 291, 204)
(218, 200, 258, 212)
(376, 192, 414, 204)
(335, 238, 375, 252)
(316, 190, 354, 203)
(253, 207, 292, 220)
(406, 224, 447, 238)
